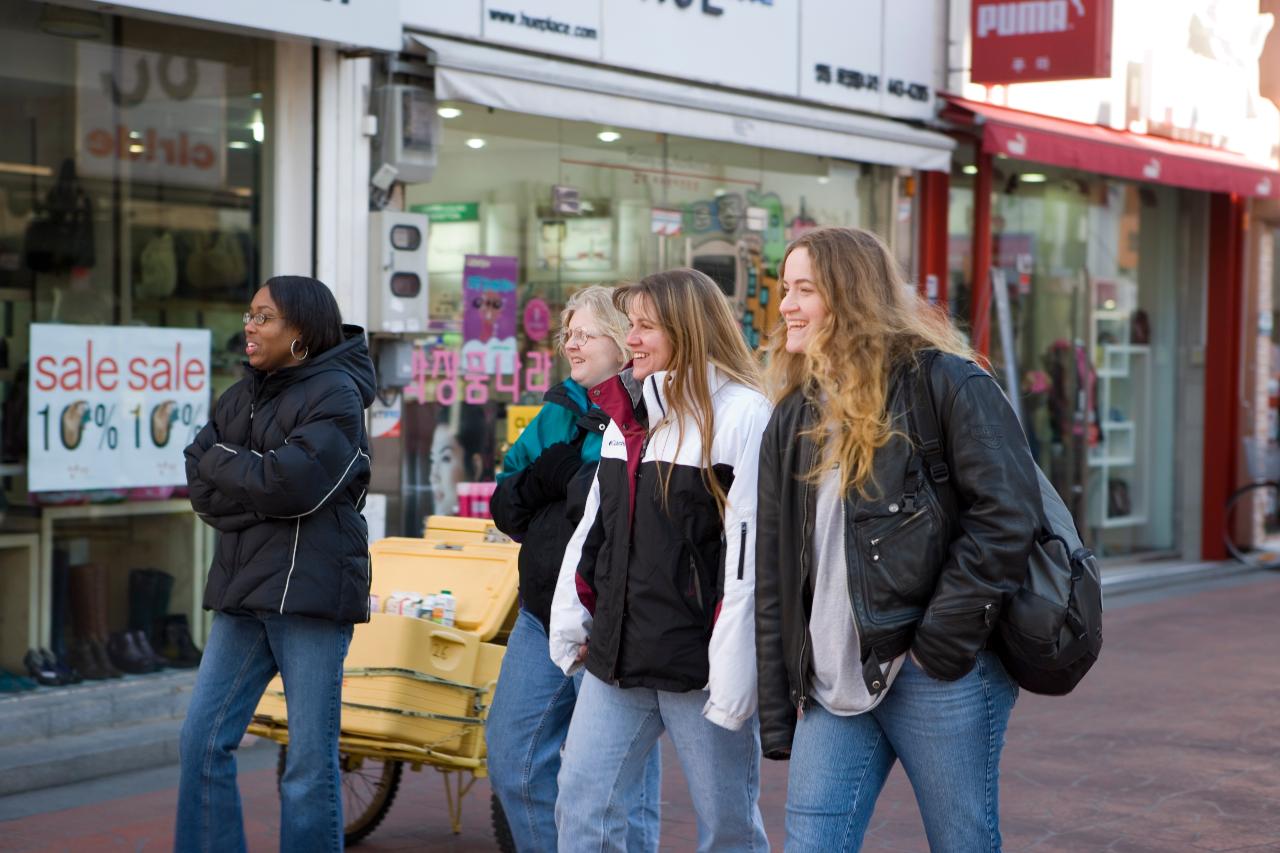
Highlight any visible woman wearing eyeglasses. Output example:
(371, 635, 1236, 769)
(488, 285, 662, 852)
(178, 276, 375, 853)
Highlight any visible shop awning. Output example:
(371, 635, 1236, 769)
(942, 96, 1280, 198)
(409, 35, 954, 172)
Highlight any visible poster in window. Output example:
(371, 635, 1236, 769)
(462, 254, 518, 375)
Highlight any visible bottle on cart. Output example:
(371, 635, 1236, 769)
(439, 589, 456, 627)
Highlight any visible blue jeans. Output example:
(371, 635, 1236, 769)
(557, 671, 768, 853)
(175, 611, 353, 853)
(785, 651, 1018, 853)
(487, 609, 662, 852)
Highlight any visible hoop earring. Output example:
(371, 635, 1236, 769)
(290, 339, 309, 361)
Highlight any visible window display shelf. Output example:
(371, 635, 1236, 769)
(0, 533, 39, 672)
(35, 499, 213, 653)
(1100, 514, 1149, 530)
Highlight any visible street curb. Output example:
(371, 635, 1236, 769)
(1101, 559, 1266, 596)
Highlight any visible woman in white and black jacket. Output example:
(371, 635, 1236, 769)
(177, 276, 375, 853)
(549, 269, 772, 852)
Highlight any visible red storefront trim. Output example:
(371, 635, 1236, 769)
(1201, 194, 1248, 560)
(943, 97, 1280, 199)
(918, 170, 950, 308)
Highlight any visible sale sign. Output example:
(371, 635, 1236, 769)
(28, 324, 211, 492)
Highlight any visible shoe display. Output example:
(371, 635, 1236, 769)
(159, 614, 202, 668)
(130, 629, 167, 670)
(68, 637, 109, 680)
(0, 670, 37, 692)
(89, 636, 123, 679)
(22, 649, 61, 686)
(46, 648, 82, 684)
(107, 631, 157, 675)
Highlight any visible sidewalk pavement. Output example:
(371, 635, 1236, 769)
(2, 570, 1278, 852)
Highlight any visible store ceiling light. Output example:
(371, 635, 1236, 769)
(228, 141, 251, 149)
(465, 137, 487, 149)
(597, 130, 621, 143)
(0, 162, 52, 177)
(817, 175, 830, 184)
(962, 164, 978, 175)
(1021, 173, 1047, 183)
(438, 106, 462, 119)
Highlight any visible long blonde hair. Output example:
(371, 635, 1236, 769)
(614, 268, 763, 516)
(766, 227, 974, 498)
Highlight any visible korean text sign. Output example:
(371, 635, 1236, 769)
(28, 324, 211, 492)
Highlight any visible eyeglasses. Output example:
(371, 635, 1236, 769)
(559, 328, 605, 347)
(471, 296, 504, 311)
(243, 311, 280, 326)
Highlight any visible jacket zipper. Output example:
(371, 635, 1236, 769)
(795, 438, 813, 719)
(868, 508, 928, 563)
(736, 521, 747, 580)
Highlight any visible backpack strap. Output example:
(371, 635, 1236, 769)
(911, 350, 1055, 538)
(907, 349, 950, 487)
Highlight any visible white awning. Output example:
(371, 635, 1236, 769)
(408, 35, 954, 172)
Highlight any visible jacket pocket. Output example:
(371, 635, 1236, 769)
(855, 499, 946, 622)
(678, 542, 712, 624)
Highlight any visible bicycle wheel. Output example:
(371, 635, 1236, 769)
(276, 745, 403, 846)
(1223, 480, 1280, 568)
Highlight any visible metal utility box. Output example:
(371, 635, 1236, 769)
(368, 211, 428, 334)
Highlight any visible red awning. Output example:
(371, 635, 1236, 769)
(943, 96, 1280, 199)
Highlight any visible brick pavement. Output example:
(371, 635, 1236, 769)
(3, 573, 1279, 852)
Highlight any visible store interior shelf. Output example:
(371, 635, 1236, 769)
(1100, 514, 1148, 530)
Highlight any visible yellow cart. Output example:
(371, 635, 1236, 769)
(247, 520, 519, 847)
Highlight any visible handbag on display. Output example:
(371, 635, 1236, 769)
(186, 231, 246, 293)
(24, 159, 96, 273)
(137, 232, 177, 299)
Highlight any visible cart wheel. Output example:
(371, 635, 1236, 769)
(490, 791, 516, 853)
(275, 745, 403, 847)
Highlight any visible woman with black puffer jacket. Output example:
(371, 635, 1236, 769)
(177, 276, 375, 853)
(487, 285, 661, 853)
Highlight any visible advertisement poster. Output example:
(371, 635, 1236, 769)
(462, 254, 518, 374)
(28, 324, 211, 491)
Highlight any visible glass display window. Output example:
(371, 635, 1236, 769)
(395, 102, 908, 532)
(949, 157, 1184, 558)
(0, 1, 274, 674)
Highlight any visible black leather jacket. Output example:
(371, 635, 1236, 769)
(754, 352, 1040, 759)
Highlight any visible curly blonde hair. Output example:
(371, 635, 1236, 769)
(614, 268, 763, 516)
(765, 227, 974, 498)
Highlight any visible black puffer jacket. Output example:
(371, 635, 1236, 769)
(184, 326, 376, 624)
(755, 352, 1040, 759)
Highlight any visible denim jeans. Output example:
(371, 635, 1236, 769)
(487, 608, 662, 852)
(175, 611, 353, 853)
(785, 651, 1018, 853)
(557, 671, 768, 853)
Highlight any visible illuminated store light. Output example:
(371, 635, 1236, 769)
(597, 130, 621, 142)
(465, 137, 487, 149)
(438, 107, 462, 119)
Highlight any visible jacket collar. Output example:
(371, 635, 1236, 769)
(640, 363, 730, 427)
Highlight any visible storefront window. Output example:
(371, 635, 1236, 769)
(396, 104, 903, 531)
(0, 1, 273, 672)
(949, 159, 1181, 558)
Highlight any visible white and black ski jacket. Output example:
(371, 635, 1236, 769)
(549, 364, 772, 731)
(184, 326, 375, 624)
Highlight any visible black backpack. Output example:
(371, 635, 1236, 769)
(908, 351, 1104, 696)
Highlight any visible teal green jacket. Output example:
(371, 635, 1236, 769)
(498, 380, 603, 480)
(491, 379, 610, 628)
